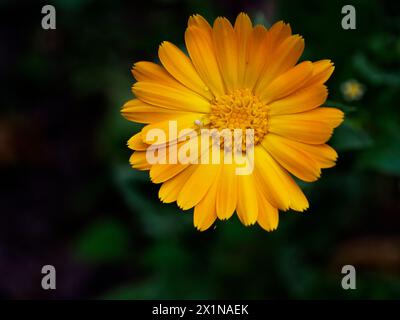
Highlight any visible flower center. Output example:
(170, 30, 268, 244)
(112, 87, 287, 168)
(207, 89, 269, 150)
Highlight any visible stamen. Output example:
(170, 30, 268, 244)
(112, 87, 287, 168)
(206, 89, 269, 151)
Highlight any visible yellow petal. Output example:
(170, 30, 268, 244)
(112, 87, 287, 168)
(185, 25, 226, 97)
(193, 167, 220, 231)
(236, 173, 258, 226)
(259, 61, 313, 104)
(269, 84, 328, 116)
(141, 114, 201, 145)
(129, 151, 151, 170)
(262, 134, 321, 182)
(242, 25, 269, 90)
(177, 163, 221, 210)
(128, 132, 148, 151)
(188, 14, 212, 33)
(300, 143, 338, 169)
(243, 21, 291, 90)
(256, 188, 279, 231)
(253, 146, 289, 209)
(286, 139, 338, 169)
(216, 162, 237, 220)
(158, 41, 213, 100)
(159, 165, 197, 203)
(132, 61, 187, 91)
(122, 99, 191, 124)
(234, 13, 252, 88)
(132, 82, 210, 113)
(264, 137, 338, 169)
(285, 178, 309, 212)
(255, 35, 304, 95)
(306, 60, 334, 86)
(212, 17, 238, 91)
(150, 163, 189, 184)
(269, 107, 344, 144)
(254, 146, 308, 211)
(267, 21, 292, 48)
(149, 136, 208, 183)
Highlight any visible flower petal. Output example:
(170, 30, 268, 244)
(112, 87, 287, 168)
(234, 13, 252, 88)
(122, 99, 192, 124)
(216, 162, 237, 220)
(269, 84, 328, 116)
(159, 165, 197, 203)
(158, 41, 213, 100)
(256, 187, 279, 231)
(212, 17, 238, 91)
(242, 21, 291, 90)
(299, 143, 338, 169)
(268, 107, 344, 144)
(193, 168, 220, 231)
(185, 26, 225, 97)
(306, 60, 334, 86)
(188, 14, 212, 32)
(242, 25, 269, 90)
(132, 82, 210, 113)
(262, 134, 321, 182)
(141, 114, 201, 145)
(149, 135, 211, 183)
(177, 162, 221, 210)
(259, 61, 313, 104)
(128, 132, 148, 151)
(254, 146, 309, 211)
(267, 21, 292, 48)
(151, 162, 189, 184)
(264, 138, 338, 169)
(132, 61, 187, 90)
(255, 35, 304, 95)
(236, 173, 258, 226)
(129, 151, 151, 170)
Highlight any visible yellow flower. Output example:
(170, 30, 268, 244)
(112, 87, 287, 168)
(122, 13, 344, 231)
(341, 79, 365, 101)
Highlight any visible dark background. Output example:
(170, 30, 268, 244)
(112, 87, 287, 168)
(1, 0, 399, 299)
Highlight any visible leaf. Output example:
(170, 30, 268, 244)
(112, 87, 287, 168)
(359, 142, 400, 176)
(325, 100, 357, 113)
(353, 52, 400, 86)
(113, 165, 192, 238)
(330, 119, 373, 152)
(73, 219, 131, 264)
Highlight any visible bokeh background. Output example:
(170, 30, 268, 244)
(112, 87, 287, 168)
(1, 0, 400, 299)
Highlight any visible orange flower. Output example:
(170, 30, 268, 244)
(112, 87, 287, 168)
(122, 13, 344, 231)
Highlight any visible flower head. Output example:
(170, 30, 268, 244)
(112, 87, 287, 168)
(341, 79, 365, 101)
(122, 13, 344, 231)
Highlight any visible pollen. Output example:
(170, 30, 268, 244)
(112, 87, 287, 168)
(208, 89, 269, 150)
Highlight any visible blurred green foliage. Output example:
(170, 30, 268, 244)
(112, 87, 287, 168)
(74, 219, 131, 263)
